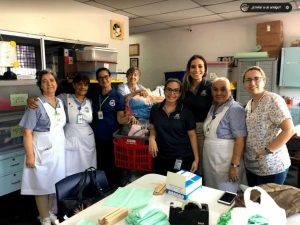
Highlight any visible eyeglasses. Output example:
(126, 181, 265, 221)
(165, 87, 180, 94)
(98, 75, 110, 81)
(244, 76, 264, 83)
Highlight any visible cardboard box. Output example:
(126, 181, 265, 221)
(257, 33, 283, 46)
(261, 46, 282, 58)
(166, 170, 202, 200)
(257, 20, 283, 35)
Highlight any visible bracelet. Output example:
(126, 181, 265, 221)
(230, 163, 240, 168)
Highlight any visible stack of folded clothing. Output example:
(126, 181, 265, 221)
(125, 204, 170, 225)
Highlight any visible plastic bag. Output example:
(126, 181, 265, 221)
(230, 186, 287, 225)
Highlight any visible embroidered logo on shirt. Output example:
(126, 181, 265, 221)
(84, 107, 89, 113)
(109, 100, 116, 106)
(174, 113, 180, 119)
(200, 90, 207, 96)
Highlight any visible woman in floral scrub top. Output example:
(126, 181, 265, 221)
(243, 66, 295, 186)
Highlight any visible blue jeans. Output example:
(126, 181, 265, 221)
(246, 168, 289, 187)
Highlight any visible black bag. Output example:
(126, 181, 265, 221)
(55, 167, 109, 221)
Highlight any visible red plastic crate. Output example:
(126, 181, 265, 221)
(113, 137, 152, 172)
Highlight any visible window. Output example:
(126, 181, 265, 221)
(0, 44, 37, 76)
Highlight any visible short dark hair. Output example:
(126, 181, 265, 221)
(126, 67, 140, 78)
(164, 78, 183, 102)
(73, 74, 90, 85)
(95, 67, 111, 79)
(36, 69, 58, 93)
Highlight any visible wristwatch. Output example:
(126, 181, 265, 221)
(265, 147, 273, 154)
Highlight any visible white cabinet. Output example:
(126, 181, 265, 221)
(0, 80, 40, 196)
(0, 148, 24, 196)
(237, 58, 278, 105)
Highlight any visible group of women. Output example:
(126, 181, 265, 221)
(20, 67, 138, 225)
(19, 54, 295, 225)
(148, 54, 295, 194)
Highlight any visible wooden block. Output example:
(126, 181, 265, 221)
(154, 183, 166, 195)
(99, 208, 128, 225)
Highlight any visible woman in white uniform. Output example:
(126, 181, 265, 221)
(203, 77, 247, 193)
(27, 75, 97, 176)
(19, 70, 66, 225)
(59, 75, 96, 176)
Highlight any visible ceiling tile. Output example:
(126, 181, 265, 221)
(124, 0, 200, 16)
(93, 0, 167, 9)
(220, 10, 266, 19)
(205, 1, 242, 13)
(130, 23, 171, 34)
(85, 1, 114, 11)
(130, 18, 157, 27)
(114, 10, 139, 18)
(164, 14, 223, 27)
(146, 7, 213, 22)
(193, 0, 238, 6)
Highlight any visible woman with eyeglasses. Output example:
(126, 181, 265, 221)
(203, 77, 247, 193)
(118, 67, 150, 120)
(148, 78, 199, 175)
(91, 67, 136, 186)
(118, 67, 148, 99)
(243, 66, 295, 186)
(182, 55, 213, 174)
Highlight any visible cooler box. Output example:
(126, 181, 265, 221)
(76, 47, 118, 63)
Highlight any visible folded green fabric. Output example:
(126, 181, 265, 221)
(135, 204, 158, 218)
(125, 205, 169, 225)
(75, 219, 98, 225)
(105, 187, 153, 209)
(154, 220, 171, 225)
(139, 211, 166, 225)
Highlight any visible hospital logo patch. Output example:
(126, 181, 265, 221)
(109, 100, 116, 106)
(174, 113, 180, 119)
(200, 90, 207, 96)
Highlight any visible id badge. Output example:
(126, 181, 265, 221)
(174, 159, 182, 170)
(98, 111, 103, 119)
(77, 114, 83, 124)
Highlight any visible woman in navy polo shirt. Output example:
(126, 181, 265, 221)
(182, 55, 213, 174)
(148, 78, 199, 175)
(91, 67, 136, 186)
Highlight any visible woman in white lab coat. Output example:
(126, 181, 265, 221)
(60, 75, 96, 176)
(20, 70, 66, 225)
(203, 77, 247, 193)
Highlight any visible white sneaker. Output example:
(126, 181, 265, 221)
(40, 217, 51, 225)
(49, 211, 59, 224)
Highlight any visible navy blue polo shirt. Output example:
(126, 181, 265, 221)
(91, 88, 125, 140)
(149, 101, 196, 159)
(183, 78, 213, 122)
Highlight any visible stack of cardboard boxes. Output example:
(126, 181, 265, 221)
(256, 20, 283, 58)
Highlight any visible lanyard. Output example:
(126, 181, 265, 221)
(72, 94, 84, 114)
(99, 95, 109, 111)
(47, 99, 59, 115)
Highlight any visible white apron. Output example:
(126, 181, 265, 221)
(21, 97, 66, 195)
(64, 94, 96, 176)
(203, 105, 245, 193)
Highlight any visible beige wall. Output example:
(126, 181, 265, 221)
(0, 0, 130, 72)
(130, 12, 300, 98)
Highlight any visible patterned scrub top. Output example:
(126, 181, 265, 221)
(244, 91, 291, 176)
